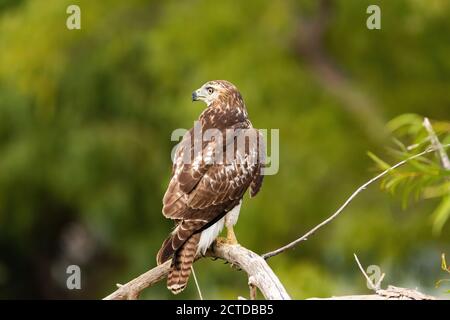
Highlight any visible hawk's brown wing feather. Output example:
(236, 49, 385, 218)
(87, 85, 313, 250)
(163, 127, 263, 218)
(250, 130, 265, 197)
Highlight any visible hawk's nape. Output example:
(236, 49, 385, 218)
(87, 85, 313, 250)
(157, 80, 265, 294)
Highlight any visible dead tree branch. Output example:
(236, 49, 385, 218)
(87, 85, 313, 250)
(310, 254, 435, 300)
(353, 253, 385, 291)
(104, 260, 171, 300)
(206, 242, 290, 300)
(104, 242, 290, 300)
(308, 286, 436, 300)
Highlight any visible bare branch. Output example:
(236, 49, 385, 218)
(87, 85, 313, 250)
(104, 242, 290, 300)
(262, 144, 450, 260)
(308, 286, 435, 300)
(103, 260, 171, 300)
(353, 254, 377, 291)
(206, 243, 291, 300)
(248, 278, 257, 300)
(311, 255, 433, 300)
(103, 234, 437, 301)
(190, 266, 203, 300)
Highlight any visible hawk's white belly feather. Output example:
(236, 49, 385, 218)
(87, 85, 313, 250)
(197, 217, 224, 255)
(196, 200, 242, 255)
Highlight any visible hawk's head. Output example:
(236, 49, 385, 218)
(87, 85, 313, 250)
(192, 80, 242, 107)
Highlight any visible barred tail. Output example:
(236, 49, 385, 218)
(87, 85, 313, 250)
(167, 233, 200, 294)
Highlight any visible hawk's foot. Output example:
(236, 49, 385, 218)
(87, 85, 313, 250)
(217, 225, 239, 245)
(215, 227, 239, 246)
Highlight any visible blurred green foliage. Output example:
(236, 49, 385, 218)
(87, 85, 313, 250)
(369, 115, 450, 234)
(0, 0, 449, 299)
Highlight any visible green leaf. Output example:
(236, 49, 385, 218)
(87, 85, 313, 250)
(384, 175, 407, 194)
(423, 181, 450, 198)
(392, 138, 407, 152)
(432, 195, 450, 235)
(401, 177, 416, 209)
(408, 158, 439, 176)
(367, 151, 391, 170)
(387, 113, 422, 133)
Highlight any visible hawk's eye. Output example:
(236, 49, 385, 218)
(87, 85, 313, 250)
(206, 87, 214, 95)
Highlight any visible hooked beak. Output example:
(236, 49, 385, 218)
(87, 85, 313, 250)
(192, 91, 198, 102)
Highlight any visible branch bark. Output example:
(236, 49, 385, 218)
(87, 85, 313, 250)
(103, 242, 290, 300)
(308, 286, 436, 300)
(103, 260, 171, 300)
(206, 242, 290, 300)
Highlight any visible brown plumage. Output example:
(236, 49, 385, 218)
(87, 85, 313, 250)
(166, 233, 200, 294)
(157, 80, 265, 294)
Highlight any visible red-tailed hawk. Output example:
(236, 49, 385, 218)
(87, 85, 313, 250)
(156, 80, 265, 294)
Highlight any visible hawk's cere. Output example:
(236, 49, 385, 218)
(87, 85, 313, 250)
(156, 80, 265, 294)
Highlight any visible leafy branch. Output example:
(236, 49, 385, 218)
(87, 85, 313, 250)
(369, 114, 450, 234)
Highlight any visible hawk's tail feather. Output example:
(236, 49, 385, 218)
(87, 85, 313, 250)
(167, 233, 201, 294)
(156, 235, 175, 265)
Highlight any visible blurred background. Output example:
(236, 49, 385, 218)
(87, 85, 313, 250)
(0, 0, 449, 299)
